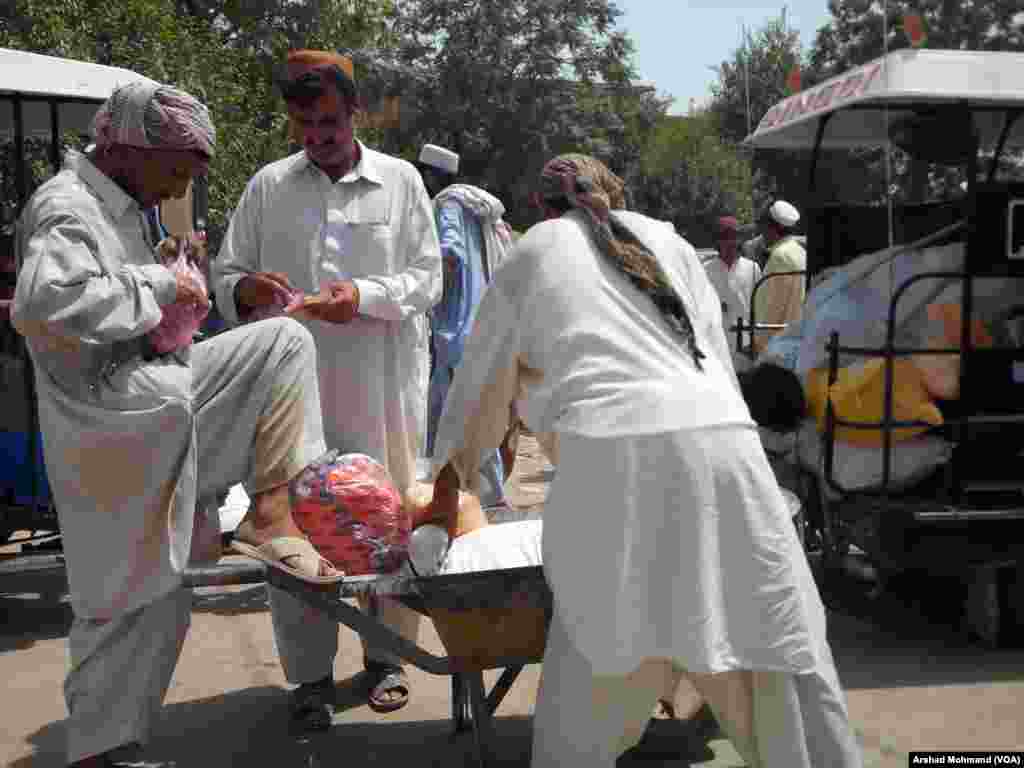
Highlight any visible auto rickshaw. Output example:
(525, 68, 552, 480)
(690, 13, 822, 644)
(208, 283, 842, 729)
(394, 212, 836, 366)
(738, 48, 1024, 646)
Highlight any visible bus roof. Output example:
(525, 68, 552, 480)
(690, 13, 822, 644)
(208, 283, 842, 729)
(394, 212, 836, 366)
(745, 49, 1024, 150)
(0, 47, 155, 101)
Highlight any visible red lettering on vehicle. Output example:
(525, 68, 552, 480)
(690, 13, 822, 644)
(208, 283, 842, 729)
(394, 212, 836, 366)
(855, 63, 882, 97)
(837, 72, 864, 101)
(761, 105, 782, 129)
(812, 82, 840, 112)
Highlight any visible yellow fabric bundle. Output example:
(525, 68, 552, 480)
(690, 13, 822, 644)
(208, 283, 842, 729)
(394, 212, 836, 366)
(804, 303, 993, 447)
(805, 360, 943, 447)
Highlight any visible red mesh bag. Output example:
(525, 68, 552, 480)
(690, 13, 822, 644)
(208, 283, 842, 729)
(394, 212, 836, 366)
(289, 451, 411, 575)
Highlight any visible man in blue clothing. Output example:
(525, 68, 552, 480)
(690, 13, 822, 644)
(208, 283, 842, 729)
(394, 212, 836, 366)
(417, 143, 512, 508)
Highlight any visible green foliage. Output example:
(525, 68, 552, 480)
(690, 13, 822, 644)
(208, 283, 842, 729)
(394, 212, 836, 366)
(706, 12, 806, 220)
(632, 112, 753, 246)
(709, 14, 803, 147)
(810, 0, 1024, 79)
(364, 0, 651, 228)
(0, 0, 392, 246)
(1, 0, 757, 246)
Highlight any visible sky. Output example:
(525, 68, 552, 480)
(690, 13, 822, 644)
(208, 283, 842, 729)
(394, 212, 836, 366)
(615, 1, 835, 114)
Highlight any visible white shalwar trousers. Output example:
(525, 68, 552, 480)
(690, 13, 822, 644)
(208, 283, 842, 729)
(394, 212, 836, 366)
(532, 607, 861, 768)
(531, 426, 862, 768)
(60, 318, 327, 764)
(267, 587, 421, 682)
(64, 589, 191, 765)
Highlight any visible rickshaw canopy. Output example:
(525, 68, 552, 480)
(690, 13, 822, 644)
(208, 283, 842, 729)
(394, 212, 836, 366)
(0, 48, 157, 142)
(0, 47, 155, 101)
(744, 49, 1024, 151)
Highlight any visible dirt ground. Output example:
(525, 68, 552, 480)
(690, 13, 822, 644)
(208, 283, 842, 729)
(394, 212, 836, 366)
(1, 434, 1022, 767)
(495, 432, 555, 516)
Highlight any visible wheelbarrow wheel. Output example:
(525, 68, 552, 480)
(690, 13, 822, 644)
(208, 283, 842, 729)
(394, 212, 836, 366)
(450, 673, 472, 735)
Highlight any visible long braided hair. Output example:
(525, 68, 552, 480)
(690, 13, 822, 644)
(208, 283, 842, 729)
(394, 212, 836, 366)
(539, 154, 705, 371)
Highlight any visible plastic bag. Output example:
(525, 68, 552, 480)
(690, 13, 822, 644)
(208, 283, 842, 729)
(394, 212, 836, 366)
(147, 234, 210, 354)
(290, 451, 411, 575)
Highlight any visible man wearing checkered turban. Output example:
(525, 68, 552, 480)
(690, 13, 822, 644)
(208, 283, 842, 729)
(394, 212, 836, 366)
(428, 153, 862, 768)
(13, 78, 341, 767)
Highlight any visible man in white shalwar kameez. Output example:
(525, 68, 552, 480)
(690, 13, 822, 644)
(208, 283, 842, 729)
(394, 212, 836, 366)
(704, 214, 762, 371)
(427, 154, 862, 767)
(13, 82, 338, 768)
(214, 50, 441, 726)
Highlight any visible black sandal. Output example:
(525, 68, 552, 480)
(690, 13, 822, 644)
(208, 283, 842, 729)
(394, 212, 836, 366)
(291, 676, 335, 731)
(364, 662, 410, 713)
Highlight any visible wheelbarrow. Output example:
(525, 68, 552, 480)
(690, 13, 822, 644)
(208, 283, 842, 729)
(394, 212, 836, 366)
(184, 559, 552, 768)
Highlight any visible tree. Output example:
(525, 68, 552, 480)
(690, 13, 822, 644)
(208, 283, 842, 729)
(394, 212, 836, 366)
(810, 0, 1024, 79)
(630, 110, 753, 246)
(0, 0, 393, 245)
(706, 12, 808, 222)
(709, 13, 803, 147)
(361, 0, 648, 228)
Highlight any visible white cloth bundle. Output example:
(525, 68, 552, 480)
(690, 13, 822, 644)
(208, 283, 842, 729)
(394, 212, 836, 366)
(405, 520, 544, 577)
(433, 184, 512, 278)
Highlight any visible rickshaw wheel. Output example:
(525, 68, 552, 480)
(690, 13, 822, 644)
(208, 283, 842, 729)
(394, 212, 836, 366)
(964, 564, 1024, 649)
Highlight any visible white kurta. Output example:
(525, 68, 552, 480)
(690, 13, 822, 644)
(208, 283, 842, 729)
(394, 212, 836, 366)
(431, 210, 859, 765)
(14, 152, 330, 763)
(703, 254, 762, 358)
(215, 142, 440, 679)
(431, 209, 834, 676)
(215, 142, 442, 491)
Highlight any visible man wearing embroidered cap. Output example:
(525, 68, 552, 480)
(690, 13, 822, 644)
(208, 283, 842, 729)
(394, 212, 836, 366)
(14, 80, 340, 767)
(214, 49, 441, 726)
(752, 199, 807, 354)
(417, 143, 513, 508)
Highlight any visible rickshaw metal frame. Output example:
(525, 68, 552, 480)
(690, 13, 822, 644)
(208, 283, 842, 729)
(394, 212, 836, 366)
(741, 53, 1024, 643)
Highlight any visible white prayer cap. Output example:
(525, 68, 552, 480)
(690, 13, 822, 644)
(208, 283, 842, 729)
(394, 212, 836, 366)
(768, 199, 800, 228)
(419, 144, 459, 175)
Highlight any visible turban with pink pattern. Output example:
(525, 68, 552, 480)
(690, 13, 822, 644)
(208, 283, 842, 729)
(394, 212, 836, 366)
(91, 81, 215, 158)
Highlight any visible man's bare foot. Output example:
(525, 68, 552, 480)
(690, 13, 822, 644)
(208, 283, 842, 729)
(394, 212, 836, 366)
(233, 483, 305, 547)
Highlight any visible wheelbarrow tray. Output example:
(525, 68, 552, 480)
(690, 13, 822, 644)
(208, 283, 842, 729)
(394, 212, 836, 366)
(184, 559, 552, 767)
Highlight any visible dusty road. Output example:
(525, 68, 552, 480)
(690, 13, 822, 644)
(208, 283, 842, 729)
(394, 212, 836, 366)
(1, 436, 1022, 767)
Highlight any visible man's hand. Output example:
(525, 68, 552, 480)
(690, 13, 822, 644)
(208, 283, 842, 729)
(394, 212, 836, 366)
(426, 463, 462, 535)
(174, 269, 210, 308)
(289, 280, 360, 325)
(235, 272, 297, 314)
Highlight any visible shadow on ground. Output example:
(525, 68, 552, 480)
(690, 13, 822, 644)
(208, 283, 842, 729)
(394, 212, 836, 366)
(190, 583, 270, 616)
(821, 568, 1024, 691)
(0, 565, 71, 652)
(11, 684, 727, 768)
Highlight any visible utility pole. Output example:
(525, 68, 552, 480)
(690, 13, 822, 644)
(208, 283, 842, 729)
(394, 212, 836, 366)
(740, 21, 752, 137)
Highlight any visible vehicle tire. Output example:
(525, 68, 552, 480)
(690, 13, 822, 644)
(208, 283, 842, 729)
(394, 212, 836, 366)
(964, 566, 1004, 649)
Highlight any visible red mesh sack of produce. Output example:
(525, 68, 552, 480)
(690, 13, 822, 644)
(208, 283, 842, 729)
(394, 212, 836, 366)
(289, 451, 411, 575)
